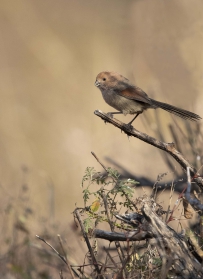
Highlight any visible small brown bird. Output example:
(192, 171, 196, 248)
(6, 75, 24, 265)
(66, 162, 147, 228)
(95, 71, 201, 126)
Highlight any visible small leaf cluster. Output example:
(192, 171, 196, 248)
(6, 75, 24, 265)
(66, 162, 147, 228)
(81, 166, 139, 233)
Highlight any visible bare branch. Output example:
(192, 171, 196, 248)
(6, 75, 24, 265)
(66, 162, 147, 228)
(57, 234, 76, 279)
(94, 110, 203, 189)
(142, 203, 203, 278)
(185, 167, 203, 210)
(36, 235, 68, 265)
(73, 209, 102, 277)
(94, 201, 203, 278)
(94, 229, 153, 242)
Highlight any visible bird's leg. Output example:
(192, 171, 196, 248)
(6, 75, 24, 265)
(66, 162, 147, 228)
(127, 113, 141, 126)
(106, 111, 123, 118)
(106, 111, 141, 128)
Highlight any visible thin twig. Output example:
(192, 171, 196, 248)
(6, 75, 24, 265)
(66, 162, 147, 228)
(57, 234, 75, 279)
(101, 191, 126, 274)
(57, 234, 68, 263)
(91, 152, 127, 277)
(36, 235, 67, 265)
(103, 245, 118, 269)
(73, 208, 102, 277)
(165, 180, 176, 223)
(91, 152, 108, 173)
(71, 263, 115, 269)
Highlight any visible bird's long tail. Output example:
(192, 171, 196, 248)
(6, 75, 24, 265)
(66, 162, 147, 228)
(150, 99, 201, 121)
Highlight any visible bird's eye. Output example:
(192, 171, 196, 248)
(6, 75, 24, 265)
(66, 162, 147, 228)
(103, 78, 106, 81)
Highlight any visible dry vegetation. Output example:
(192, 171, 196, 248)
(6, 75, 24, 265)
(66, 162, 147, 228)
(1, 115, 203, 279)
(69, 116, 203, 279)
(0, 1, 203, 278)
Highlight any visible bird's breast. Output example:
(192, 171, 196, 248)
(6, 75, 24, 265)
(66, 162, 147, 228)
(101, 89, 145, 115)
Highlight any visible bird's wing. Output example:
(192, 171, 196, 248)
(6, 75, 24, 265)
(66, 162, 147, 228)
(116, 85, 152, 105)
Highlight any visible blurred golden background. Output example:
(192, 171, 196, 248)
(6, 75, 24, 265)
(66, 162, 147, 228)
(0, 0, 203, 223)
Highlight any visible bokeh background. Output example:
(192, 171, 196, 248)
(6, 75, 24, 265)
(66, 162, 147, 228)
(0, 0, 203, 223)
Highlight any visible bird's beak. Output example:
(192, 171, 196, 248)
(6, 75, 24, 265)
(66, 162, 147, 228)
(94, 80, 100, 87)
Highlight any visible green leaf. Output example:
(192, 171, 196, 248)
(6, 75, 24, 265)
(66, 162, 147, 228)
(83, 218, 93, 233)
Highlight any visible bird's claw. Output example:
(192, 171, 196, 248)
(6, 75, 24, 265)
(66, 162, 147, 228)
(125, 123, 134, 131)
(107, 112, 114, 119)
